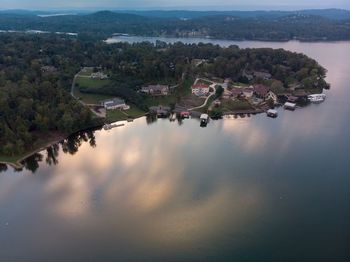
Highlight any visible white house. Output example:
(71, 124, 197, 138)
(101, 98, 129, 110)
(266, 91, 278, 104)
(91, 72, 109, 80)
(191, 83, 210, 96)
(141, 85, 169, 96)
(242, 87, 254, 98)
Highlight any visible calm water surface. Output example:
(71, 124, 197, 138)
(1, 38, 350, 261)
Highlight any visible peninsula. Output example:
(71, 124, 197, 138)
(0, 33, 329, 163)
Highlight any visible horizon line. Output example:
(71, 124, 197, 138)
(1, 7, 350, 12)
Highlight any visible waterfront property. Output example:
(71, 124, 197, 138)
(150, 105, 171, 117)
(101, 98, 130, 110)
(242, 87, 254, 98)
(253, 70, 272, 80)
(266, 91, 278, 104)
(141, 84, 169, 96)
(253, 84, 270, 99)
(308, 93, 326, 103)
(91, 72, 109, 79)
(191, 83, 210, 96)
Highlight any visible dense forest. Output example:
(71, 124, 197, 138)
(1, 10, 350, 41)
(0, 35, 97, 156)
(0, 33, 328, 156)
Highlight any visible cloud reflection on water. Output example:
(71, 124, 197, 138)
(38, 118, 265, 246)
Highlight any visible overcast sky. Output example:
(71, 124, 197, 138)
(1, 0, 349, 10)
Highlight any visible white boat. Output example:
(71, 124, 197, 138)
(284, 102, 296, 110)
(266, 109, 278, 118)
(308, 94, 326, 103)
(200, 114, 209, 126)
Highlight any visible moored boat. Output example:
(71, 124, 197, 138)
(308, 94, 326, 103)
(200, 114, 209, 126)
(284, 102, 296, 110)
(266, 109, 278, 118)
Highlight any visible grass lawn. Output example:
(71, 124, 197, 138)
(144, 96, 178, 107)
(232, 82, 249, 87)
(74, 77, 113, 104)
(197, 79, 213, 86)
(76, 77, 111, 89)
(0, 154, 25, 164)
(220, 99, 253, 111)
(78, 69, 93, 76)
(106, 105, 146, 123)
(198, 96, 216, 113)
(74, 88, 113, 104)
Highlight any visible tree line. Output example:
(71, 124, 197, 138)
(1, 11, 350, 41)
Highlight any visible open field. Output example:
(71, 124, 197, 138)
(106, 105, 146, 123)
(74, 77, 113, 104)
(74, 88, 113, 104)
(76, 77, 111, 89)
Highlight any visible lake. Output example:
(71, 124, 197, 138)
(1, 37, 350, 261)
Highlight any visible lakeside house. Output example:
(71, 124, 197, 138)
(150, 105, 171, 117)
(266, 91, 278, 104)
(286, 95, 299, 103)
(253, 84, 269, 99)
(91, 72, 109, 80)
(191, 83, 210, 96)
(228, 87, 243, 99)
(253, 71, 272, 80)
(141, 85, 169, 96)
(101, 98, 129, 110)
(41, 66, 57, 73)
(242, 87, 254, 98)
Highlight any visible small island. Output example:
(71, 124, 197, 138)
(0, 33, 329, 164)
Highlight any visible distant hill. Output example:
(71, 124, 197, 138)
(0, 9, 350, 41)
(117, 8, 350, 20)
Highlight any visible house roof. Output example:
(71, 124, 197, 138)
(192, 83, 209, 89)
(254, 84, 269, 96)
(103, 98, 125, 107)
(142, 84, 169, 91)
(230, 87, 243, 95)
(243, 87, 254, 92)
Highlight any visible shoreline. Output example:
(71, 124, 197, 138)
(0, 124, 104, 169)
(0, 107, 269, 168)
(0, 135, 68, 169)
(106, 35, 350, 44)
